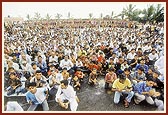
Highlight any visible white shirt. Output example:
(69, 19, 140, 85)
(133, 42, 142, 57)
(49, 55, 58, 63)
(60, 59, 74, 70)
(34, 88, 47, 104)
(6, 101, 23, 111)
(76, 61, 83, 67)
(6, 62, 20, 72)
(19, 54, 32, 65)
(142, 45, 151, 52)
(48, 73, 63, 87)
(64, 49, 72, 57)
(155, 56, 164, 70)
(148, 53, 158, 60)
(20, 63, 32, 72)
(30, 76, 49, 89)
(127, 52, 136, 60)
(56, 85, 76, 103)
(30, 67, 40, 76)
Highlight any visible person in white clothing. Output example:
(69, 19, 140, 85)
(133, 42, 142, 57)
(154, 55, 164, 71)
(55, 80, 79, 111)
(19, 52, 32, 65)
(49, 51, 58, 65)
(64, 46, 72, 57)
(148, 49, 159, 65)
(6, 60, 20, 72)
(154, 55, 164, 81)
(126, 49, 136, 64)
(5, 101, 24, 111)
(60, 55, 74, 71)
(26, 82, 49, 111)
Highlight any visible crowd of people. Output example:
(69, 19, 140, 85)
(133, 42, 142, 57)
(4, 18, 165, 111)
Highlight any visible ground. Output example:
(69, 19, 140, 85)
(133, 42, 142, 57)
(4, 75, 158, 112)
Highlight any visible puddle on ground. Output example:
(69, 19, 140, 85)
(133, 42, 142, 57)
(98, 79, 105, 88)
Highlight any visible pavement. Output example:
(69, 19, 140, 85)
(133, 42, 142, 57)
(4, 75, 158, 112)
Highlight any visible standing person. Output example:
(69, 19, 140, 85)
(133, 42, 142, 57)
(26, 82, 49, 111)
(55, 80, 79, 111)
(112, 74, 134, 108)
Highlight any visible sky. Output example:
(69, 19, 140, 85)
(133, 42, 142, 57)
(2, 2, 165, 20)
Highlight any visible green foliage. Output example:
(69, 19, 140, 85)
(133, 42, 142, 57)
(118, 4, 164, 23)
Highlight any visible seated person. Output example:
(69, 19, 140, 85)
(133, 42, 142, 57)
(48, 68, 63, 99)
(61, 68, 71, 85)
(6, 72, 25, 96)
(30, 70, 49, 88)
(72, 75, 81, 90)
(88, 68, 98, 86)
(132, 67, 146, 85)
(26, 82, 49, 111)
(74, 68, 84, 83)
(133, 77, 163, 110)
(4, 100, 23, 111)
(55, 80, 79, 111)
(104, 67, 117, 90)
(112, 74, 134, 108)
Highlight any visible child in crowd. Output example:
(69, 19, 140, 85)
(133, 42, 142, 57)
(6, 72, 25, 96)
(72, 75, 81, 90)
(104, 67, 117, 90)
(88, 68, 98, 86)
(74, 68, 84, 83)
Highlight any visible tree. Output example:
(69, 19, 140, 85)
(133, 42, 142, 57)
(46, 13, 51, 21)
(142, 4, 164, 23)
(34, 12, 41, 20)
(55, 13, 62, 19)
(26, 14, 31, 21)
(117, 8, 126, 20)
(142, 5, 155, 22)
(131, 9, 142, 21)
(124, 4, 137, 21)
(89, 13, 93, 19)
(153, 4, 164, 23)
(68, 12, 71, 19)
(100, 13, 103, 19)
(111, 11, 114, 19)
